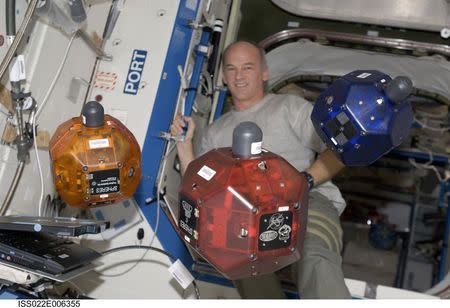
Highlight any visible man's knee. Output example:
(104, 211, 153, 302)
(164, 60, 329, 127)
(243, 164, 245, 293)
(306, 192, 344, 255)
(295, 245, 350, 298)
(292, 191, 350, 298)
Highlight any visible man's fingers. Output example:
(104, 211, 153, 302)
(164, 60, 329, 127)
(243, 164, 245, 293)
(170, 124, 181, 135)
(183, 116, 195, 128)
(182, 116, 196, 138)
(170, 114, 185, 134)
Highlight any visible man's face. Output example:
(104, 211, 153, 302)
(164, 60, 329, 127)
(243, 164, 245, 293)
(222, 42, 269, 110)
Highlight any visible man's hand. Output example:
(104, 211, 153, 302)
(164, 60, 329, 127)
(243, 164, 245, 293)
(170, 114, 196, 142)
(306, 149, 345, 187)
(170, 114, 196, 176)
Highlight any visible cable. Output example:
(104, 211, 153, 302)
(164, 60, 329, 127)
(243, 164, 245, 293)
(414, 116, 450, 133)
(153, 142, 177, 245)
(58, 280, 87, 298)
(200, 73, 213, 96)
(0, 0, 39, 82)
(31, 110, 45, 217)
(100, 245, 200, 299)
(36, 33, 77, 120)
(93, 143, 189, 293)
(0, 108, 12, 118)
(32, 33, 76, 216)
(407, 146, 450, 183)
(94, 143, 177, 278)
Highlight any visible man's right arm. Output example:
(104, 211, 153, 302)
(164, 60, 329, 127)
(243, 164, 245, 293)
(170, 115, 196, 176)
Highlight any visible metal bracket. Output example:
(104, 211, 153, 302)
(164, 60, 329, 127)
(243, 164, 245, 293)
(159, 131, 185, 142)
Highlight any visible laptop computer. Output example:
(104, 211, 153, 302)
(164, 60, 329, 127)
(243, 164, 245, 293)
(0, 215, 110, 237)
(0, 229, 102, 276)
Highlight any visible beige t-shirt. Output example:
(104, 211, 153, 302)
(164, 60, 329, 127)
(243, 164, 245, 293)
(196, 93, 346, 215)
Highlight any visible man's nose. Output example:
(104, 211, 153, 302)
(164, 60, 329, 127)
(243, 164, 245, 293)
(236, 68, 244, 79)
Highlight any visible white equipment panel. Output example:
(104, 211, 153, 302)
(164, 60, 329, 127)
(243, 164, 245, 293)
(87, 0, 179, 148)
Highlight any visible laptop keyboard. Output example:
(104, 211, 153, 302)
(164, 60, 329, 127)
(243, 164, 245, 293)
(0, 229, 102, 276)
(0, 230, 69, 253)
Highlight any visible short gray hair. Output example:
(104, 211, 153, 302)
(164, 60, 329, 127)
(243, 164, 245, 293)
(222, 40, 268, 69)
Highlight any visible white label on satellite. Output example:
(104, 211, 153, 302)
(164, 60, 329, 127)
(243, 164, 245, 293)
(89, 138, 110, 149)
(357, 72, 372, 79)
(197, 165, 216, 181)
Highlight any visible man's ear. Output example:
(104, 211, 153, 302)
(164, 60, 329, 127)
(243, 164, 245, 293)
(222, 74, 228, 85)
(262, 67, 269, 82)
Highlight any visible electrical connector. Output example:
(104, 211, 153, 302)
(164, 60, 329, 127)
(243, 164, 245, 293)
(159, 131, 185, 142)
(137, 228, 144, 240)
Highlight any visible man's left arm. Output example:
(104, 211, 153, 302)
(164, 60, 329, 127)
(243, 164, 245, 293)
(306, 149, 345, 186)
(286, 95, 345, 185)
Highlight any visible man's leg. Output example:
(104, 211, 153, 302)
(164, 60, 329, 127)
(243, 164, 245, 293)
(293, 191, 351, 299)
(233, 272, 286, 299)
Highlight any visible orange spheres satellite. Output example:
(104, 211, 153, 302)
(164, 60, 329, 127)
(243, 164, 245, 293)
(49, 101, 142, 208)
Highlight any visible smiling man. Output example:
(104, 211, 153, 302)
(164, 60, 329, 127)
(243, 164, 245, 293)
(171, 40, 351, 299)
(221, 42, 268, 111)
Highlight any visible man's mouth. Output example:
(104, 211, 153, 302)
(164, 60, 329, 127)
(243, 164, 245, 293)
(235, 82, 247, 88)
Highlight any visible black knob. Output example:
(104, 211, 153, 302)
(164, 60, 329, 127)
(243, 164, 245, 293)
(232, 122, 263, 157)
(82, 101, 104, 127)
(385, 76, 413, 104)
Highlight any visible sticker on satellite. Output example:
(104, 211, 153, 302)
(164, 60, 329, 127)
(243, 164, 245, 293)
(258, 211, 293, 251)
(179, 198, 198, 242)
(356, 72, 372, 79)
(197, 165, 216, 181)
(88, 169, 120, 195)
(124, 49, 148, 95)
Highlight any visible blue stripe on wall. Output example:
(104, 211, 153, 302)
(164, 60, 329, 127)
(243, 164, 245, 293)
(135, 0, 200, 270)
